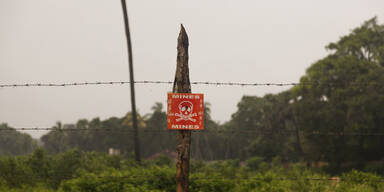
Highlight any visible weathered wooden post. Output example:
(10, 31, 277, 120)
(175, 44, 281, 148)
(173, 24, 192, 192)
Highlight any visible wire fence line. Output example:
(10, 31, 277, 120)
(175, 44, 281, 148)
(0, 80, 382, 88)
(2, 80, 384, 135)
(0, 173, 380, 182)
(3, 127, 384, 136)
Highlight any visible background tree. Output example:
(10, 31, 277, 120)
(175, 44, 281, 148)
(292, 17, 384, 172)
(140, 102, 176, 158)
(191, 102, 224, 160)
(224, 92, 299, 161)
(0, 124, 37, 155)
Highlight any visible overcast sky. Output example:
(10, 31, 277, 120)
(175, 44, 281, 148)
(1, 0, 383, 138)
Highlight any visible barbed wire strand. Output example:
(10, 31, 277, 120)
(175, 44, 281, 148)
(83, 175, 383, 182)
(0, 173, 380, 182)
(2, 127, 384, 136)
(0, 80, 381, 88)
(8, 174, 383, 182)
(2, 172, 384, 184)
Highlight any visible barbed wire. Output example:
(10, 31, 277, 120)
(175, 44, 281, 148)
(0, 80, 381, 88)
(2, 127, 384, 136)
(0, 172, 379, 182)
(2, 171, 384, 185)
(4, 174, 381, 182)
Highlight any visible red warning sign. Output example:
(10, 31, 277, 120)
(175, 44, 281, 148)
(167, 93, 204, 130)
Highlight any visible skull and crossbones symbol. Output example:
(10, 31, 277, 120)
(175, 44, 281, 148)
(175, 101, 197, 122)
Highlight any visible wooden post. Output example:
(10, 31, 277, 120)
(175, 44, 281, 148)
(121, 0, 141, 163)
(173, 24, 192, 192)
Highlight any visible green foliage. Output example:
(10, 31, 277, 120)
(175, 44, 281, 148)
(40, 102, 225, 161)
(333, 170, 384, 192)
(339, 170, 384, 190)
(292, 17, 384, 171)
(0, 156, 34, 188)
(0, 124, 37, 155)
(147, 154, 173, 167)
(326, 17, 384, 67)
(59, 166, 175, 192)
(0, 185, 55, 192)
(364, 162, 384, 175)
(246, 156, 266, 171)
(190, 173, 235, 192)
(0, 150, 383, 191)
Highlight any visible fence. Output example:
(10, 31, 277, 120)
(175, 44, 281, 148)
(1, 79, 384, 187)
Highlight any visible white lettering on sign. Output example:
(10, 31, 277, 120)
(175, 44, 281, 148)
(172, 95, 201, 99)
(171, 125, 200, 129)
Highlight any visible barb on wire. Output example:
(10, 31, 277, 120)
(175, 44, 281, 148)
(0, 80, 381, 88)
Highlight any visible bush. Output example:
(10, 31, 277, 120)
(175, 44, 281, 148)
(364, 162, 384, 176)
(0, 157, 34, 188)
(190, 173, 235, 192)
(1, 149, 384, 192)
(246, 156, 265, 171)
(59, 166, 176, 192)
(147, 154, 173, 167)
(336, 170, 384, 191)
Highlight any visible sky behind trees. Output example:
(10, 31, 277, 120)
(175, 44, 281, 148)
(1, 0, 383, 138)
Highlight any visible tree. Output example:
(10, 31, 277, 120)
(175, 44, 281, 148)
(41, 112, 147, 156)
(141, 102, 175, 158)
(0, 124, 37, 155)
(191, 102, 224, 160)
(225, 92, 299, 161)
(326, 17, 384, 66)
(292, 17, 384, 171)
